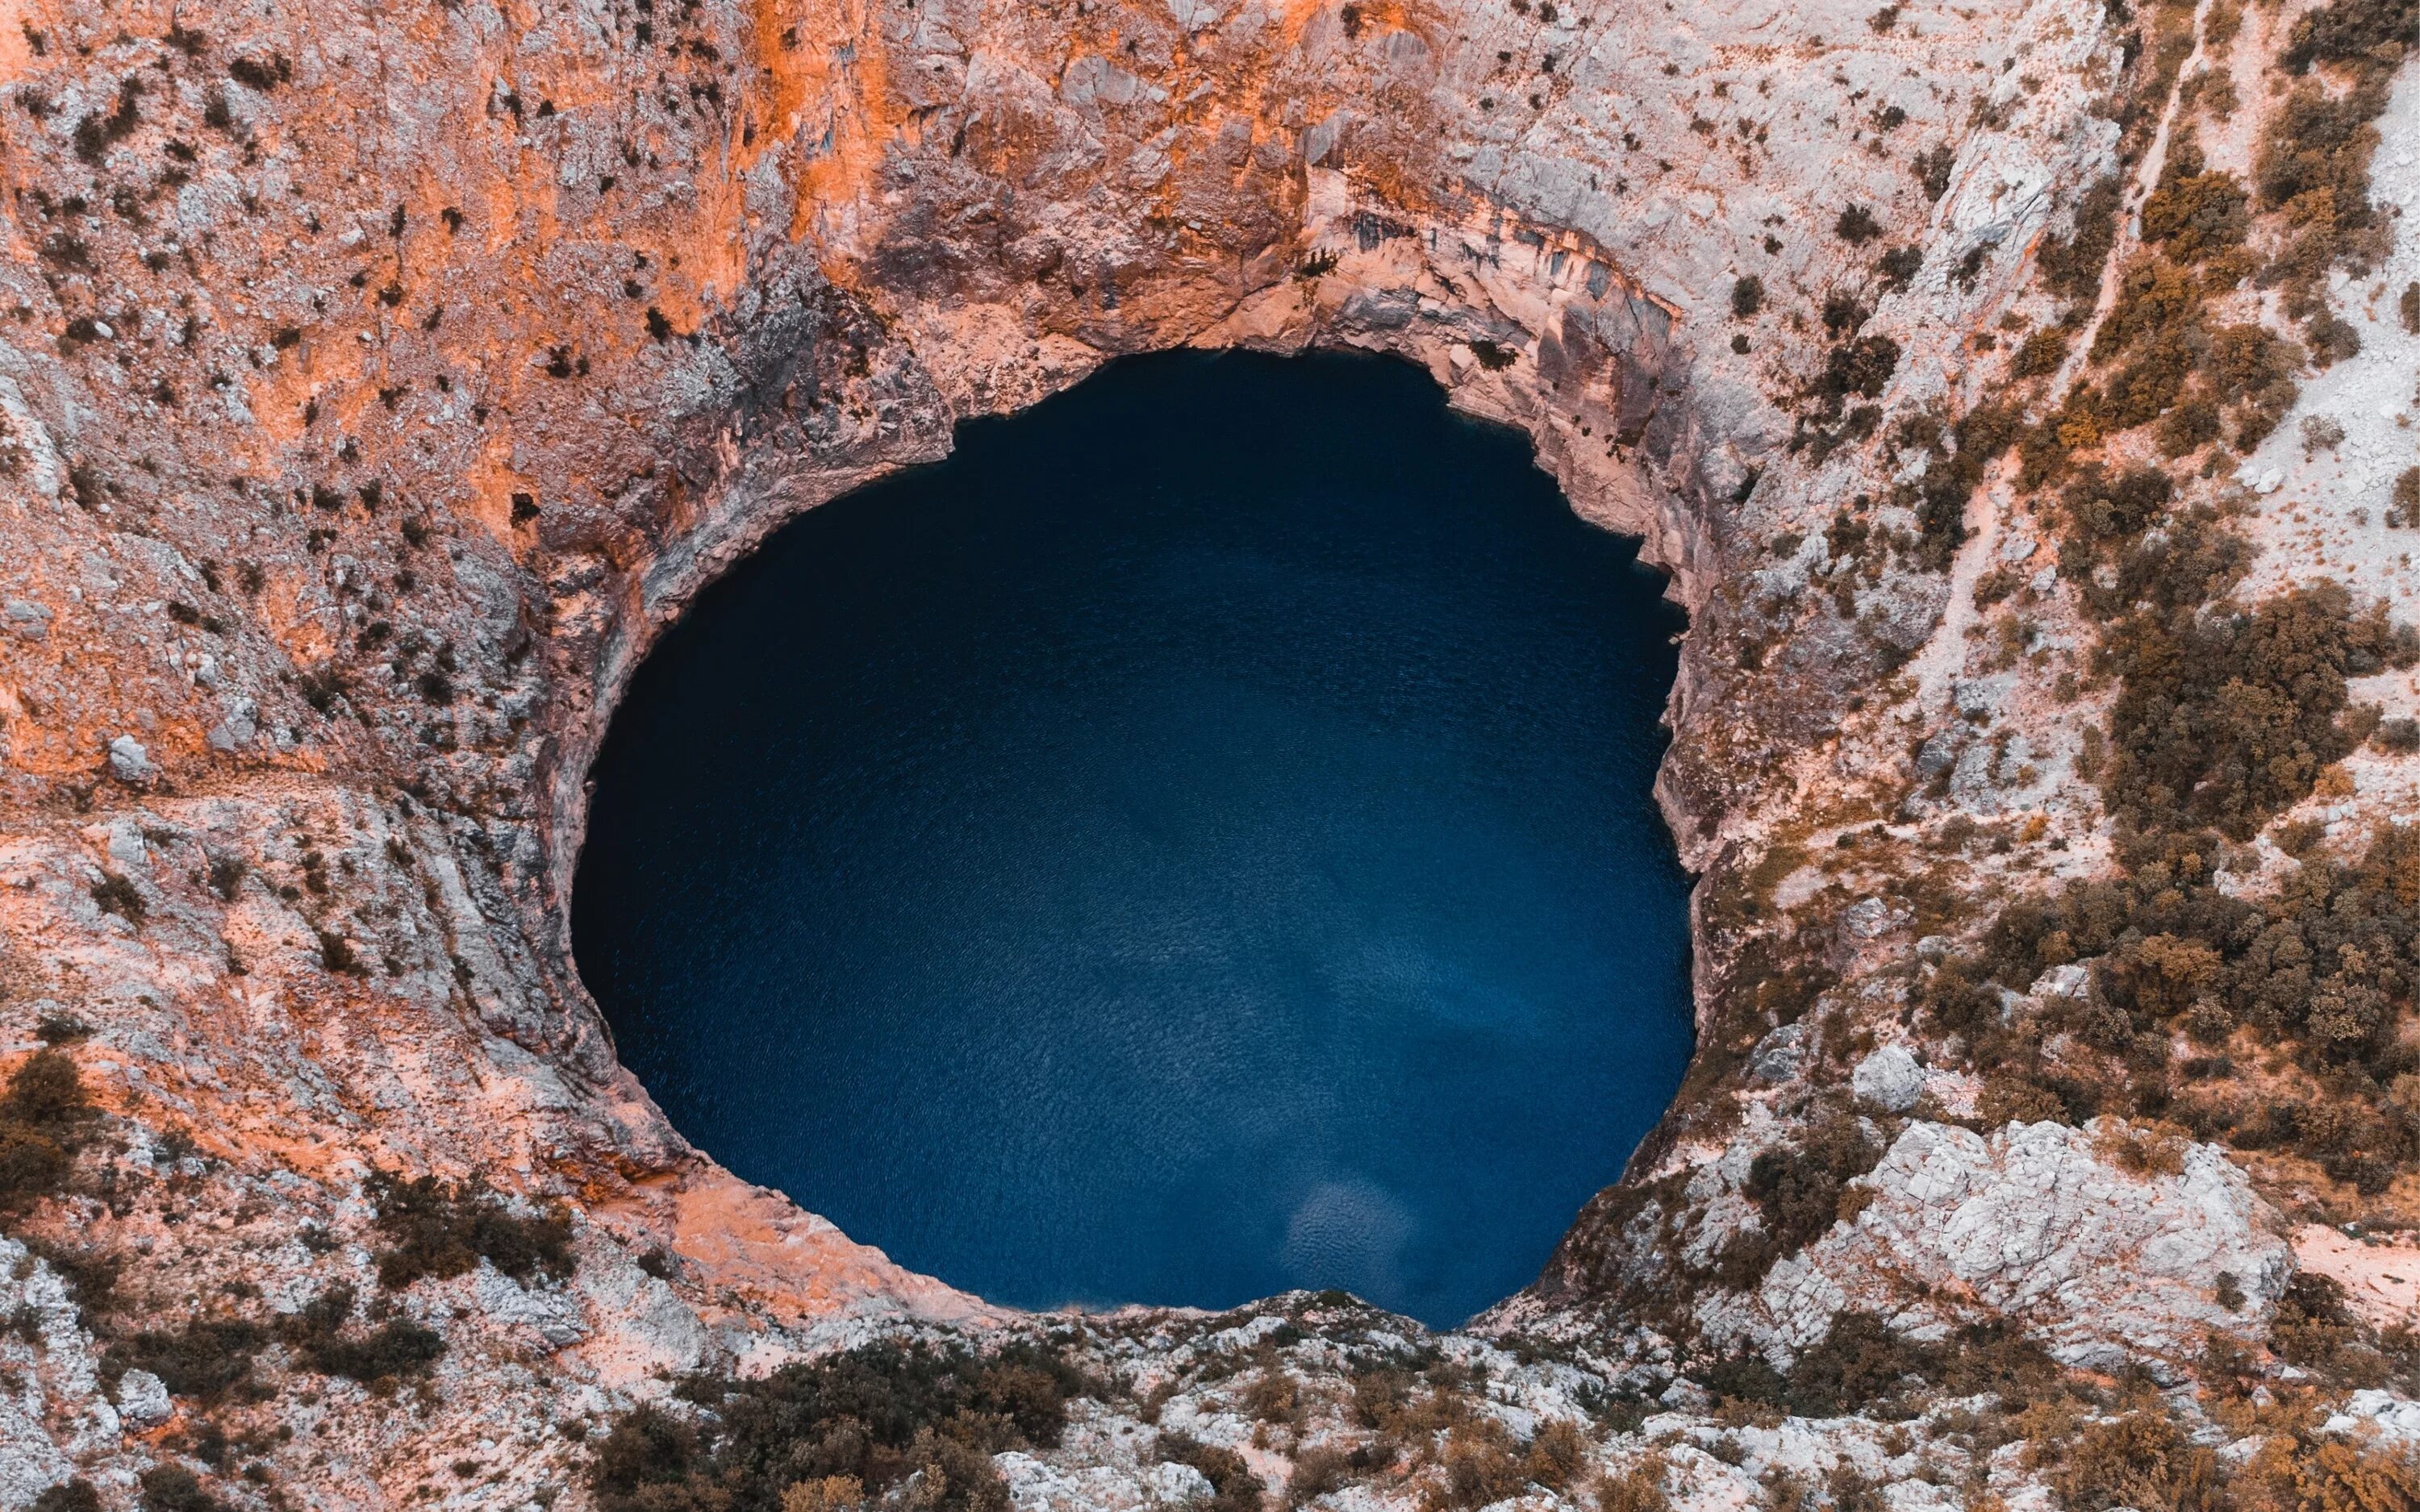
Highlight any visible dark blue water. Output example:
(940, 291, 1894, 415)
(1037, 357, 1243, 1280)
(573, 350, 1692, 1327)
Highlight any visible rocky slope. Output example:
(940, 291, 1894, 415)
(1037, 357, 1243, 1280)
(0, 0, 2416, 1505)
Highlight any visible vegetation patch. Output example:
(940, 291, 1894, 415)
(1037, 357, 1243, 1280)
(588, 1339, 1095, 1512)
(366, 1171, 574, 1288)
(0, 1049, 97, 1209)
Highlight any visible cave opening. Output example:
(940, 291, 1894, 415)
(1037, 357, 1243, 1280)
(572, 348, 1692, 1327)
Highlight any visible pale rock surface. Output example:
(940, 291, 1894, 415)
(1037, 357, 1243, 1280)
(1725, 1120, 2290, 1368)
(1850, 1047, 1924, 1113)
(111, 1371, 169, 1430)
(2324, 1390, 2420, 1443)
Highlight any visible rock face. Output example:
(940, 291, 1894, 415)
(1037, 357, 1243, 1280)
(1733, 1119, 2293, 1371)
(0, 0, 2413, 1500)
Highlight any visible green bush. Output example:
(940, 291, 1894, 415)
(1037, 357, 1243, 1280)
(2011, 330, 2069, 378)
(1959, 823, 2420, 1186)
(1782, 1314, 1940, 1417)
(2047, 1410, 2221, 1512)
(1834, 206, 1882, 244)
(1715, 1114, 1884, 1286)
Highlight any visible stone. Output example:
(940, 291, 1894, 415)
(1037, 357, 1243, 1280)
(1749, 1022, 1806, 1083)
(4, 600, 50, 640)
(106, 735, 154, 785)
(207, 698, 258, 752)
(2030, 964, 2090, 1001)
(115, 1369, 171, 1427)
(1851, 1047, 1923, 1112)
(2323, 1389, 2420, 1443)
(1914, 728, 1963, 778)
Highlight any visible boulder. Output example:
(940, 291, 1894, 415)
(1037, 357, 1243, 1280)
(115, 1369, 171, 1428)
(106, 735, 154, 785)
(1734, 1119, 2293, 1368)
(1852, 1047, 1923, 1112)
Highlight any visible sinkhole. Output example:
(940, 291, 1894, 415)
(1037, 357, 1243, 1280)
(572, 348, 1694, 1327)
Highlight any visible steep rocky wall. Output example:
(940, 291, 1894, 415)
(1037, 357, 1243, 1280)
(0, 0, 2414, 1502)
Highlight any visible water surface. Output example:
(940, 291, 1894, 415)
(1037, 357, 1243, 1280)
(574, 350, 1692, 1327)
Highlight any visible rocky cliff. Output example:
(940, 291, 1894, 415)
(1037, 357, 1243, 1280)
(0, 0, 2417, 1505)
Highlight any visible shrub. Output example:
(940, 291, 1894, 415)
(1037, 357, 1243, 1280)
(1784, 1313, 1936, 1417)
(2279, 0, 2419, 74)
(109, 1319, 266, 1402)
(1729, 275, 1764, 318)
(2375, 718, 2420, 752)
(31, 1482, 102, 1512)
(590, 1342, 1094, 1512)
(2099, 581, 2413, 838)
(1911, 144, 1955, 201)
(1834, 205, 1882, 244)
(1964, 820, 2420, 1182)
(1524, 1418, 1589, 1489)
(2155, 394, 2221, 456)
(1434, 1418, 1525, 1509)
(1718, 1114, 1883, 1285)
(2390, 466, 2420, 527)
(90, 872, 144, 923)
(1877, 246, 1922, 289)
(2403, 282, 2419, 335)
(1241, 1364, 1300, 1425)
(137, 1467, 227, 1512)
(2254, 82, 2383, 253)
(2037, 177, 2122, 302)
(0, 1051, 94, 1209)
(226, 54, 290, 91)
(2301, 414, 2347, 455)
(1595, 1458, 1672, 1512)
(1822, 335, 1899, 401)
(782, 1477, 866, 1512)
(4, 1050, 94, 1131)
(368, 1172, 575, 1288)
(1285, 1444, 1354, 1508)
(2011, 330, 2068, 378)
(2137, 138, 2247, 262)
(1160, 1433, 1262, 1512)
(283, 1286, 444, 1387)
(2047, 1410, 2220, 1512)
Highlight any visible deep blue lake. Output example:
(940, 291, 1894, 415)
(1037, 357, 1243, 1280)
(573, 350, 1692, 1327)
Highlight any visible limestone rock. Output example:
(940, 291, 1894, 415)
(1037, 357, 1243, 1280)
(104, 736, 153, 785)
(2325, 1390, 2420, 1443)
(1851, 1047, 1923, 1112)
(1735, 1120, 2292, 1368)
(114, 1370, 171, 1428)
(1749, 1023, 1806, 1083)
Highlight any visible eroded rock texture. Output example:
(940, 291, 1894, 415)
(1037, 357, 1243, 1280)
(0, 0, 2417, 1502)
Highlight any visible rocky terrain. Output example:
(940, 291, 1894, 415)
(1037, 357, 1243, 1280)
(0, 0, 2416, 1504)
